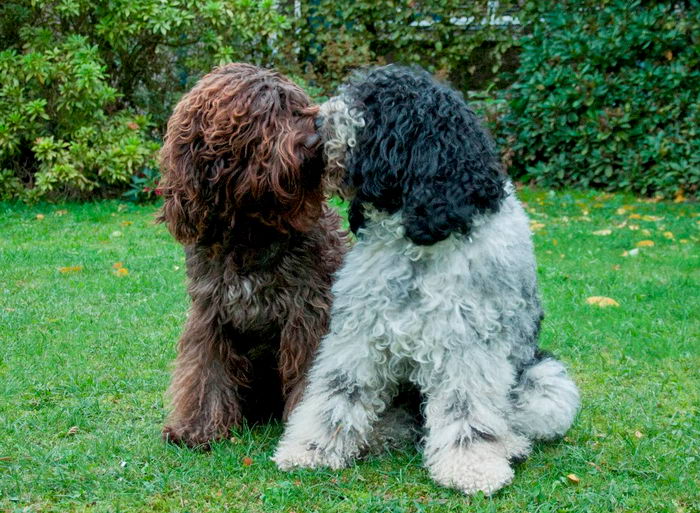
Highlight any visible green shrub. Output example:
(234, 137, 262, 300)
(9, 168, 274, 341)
(0, 0, 284, 200)
(501, 0, 700, 197)
(0, 36, 159, 200)
(277, 1, 522, 92)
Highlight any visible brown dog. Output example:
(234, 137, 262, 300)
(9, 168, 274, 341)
(157, 63, 347, 447)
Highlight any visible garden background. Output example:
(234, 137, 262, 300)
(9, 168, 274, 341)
(1, 1, 699, 512)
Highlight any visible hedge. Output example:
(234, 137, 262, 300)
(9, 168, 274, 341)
(500, 0, 699, 197)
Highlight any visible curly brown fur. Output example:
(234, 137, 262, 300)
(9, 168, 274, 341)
(158, 63, 347, 448)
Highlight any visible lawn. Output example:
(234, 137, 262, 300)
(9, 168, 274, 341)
(1, 188, 698, 513)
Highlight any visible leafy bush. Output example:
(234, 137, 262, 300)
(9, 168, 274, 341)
(277, 1, 522, 91)
(0, 0, 284, 200)
(501, 0, 700, 196)
(122, 167, 161, 203)
(0, 36, 159, 200)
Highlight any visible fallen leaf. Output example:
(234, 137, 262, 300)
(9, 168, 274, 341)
(612, 265, 621, 271)
(592, 229, 612, 236)
(112, 262, 123, 269)
(628, 213, 642, 219)
(641, 229, 652, 236)
(622, 248, 640, 257)
(36, 214, 45, 220)
(586, 296, 620, 307)
(242, 457, 253, 466)
(628, 224, 640, 231)
(59, 265, 83, 274)
(634, 430, 644, 439)
(663, 231, 674, 239)
(566, 473, 580, 484)
(67, 426, 79, 435)
(636, 240, 654, 247)
(114, 267, 129, 277)
(111, 231, 122, 237)
(230, 437, 239, 444)
(55, 209, 68, 216)
(680, 239, 689, 244)
(616, 205, 634, 214)
(673, 190, 685, 203)
(127, 121, 140, 130)
(530, 221, 545, 232)
(641, 215, 664, 222)
(120, 221, 133, 227)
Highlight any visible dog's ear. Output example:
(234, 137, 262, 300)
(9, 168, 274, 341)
(400, 99, 506, 245)
(345, 66, 506, 245)
(157, 95, 212, 245)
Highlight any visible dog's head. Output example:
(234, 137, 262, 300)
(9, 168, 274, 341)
(158, 63, 323, 245)
(319, 65, 506, 245)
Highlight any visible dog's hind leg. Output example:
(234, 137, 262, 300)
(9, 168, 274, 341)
(509, 351, 580, 441)
(162, 303, 249, 448)
(273, 329, 398, 470)
(422, 349, 530, 496)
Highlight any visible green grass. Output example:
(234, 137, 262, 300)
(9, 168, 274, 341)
(1, 188, 698, 513)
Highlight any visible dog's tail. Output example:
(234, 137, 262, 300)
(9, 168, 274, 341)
(510, 351, 580, 441)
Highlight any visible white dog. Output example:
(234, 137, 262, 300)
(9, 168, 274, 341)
(274, 65, 580, 496)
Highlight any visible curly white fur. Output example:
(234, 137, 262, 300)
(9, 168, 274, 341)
(274, 186, 579, 495)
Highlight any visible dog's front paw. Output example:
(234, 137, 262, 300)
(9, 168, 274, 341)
(273, 440, 353, 471)
(162, 424, 225, 450)
(427, 441, 514, 496)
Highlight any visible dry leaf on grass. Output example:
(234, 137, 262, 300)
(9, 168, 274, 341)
(566, 474, 580, 484)
(113, 262, 123, 269)
(114, 267, 129, 277)
(586, 296, 620, 307)
(634, 430, 644, 439)
(663, 231, 674, 239)
(59, 266, 83, 274)
(530, 221, 545, 232)
(592, 229, 612, 236)
(36, 214, 45, 220)
(621, 248, 640, 257)
(636, 240, 654, 247)
(55, 210, 68, 216)
(242, 457, 253, 466)
(67, 426, 79, 435)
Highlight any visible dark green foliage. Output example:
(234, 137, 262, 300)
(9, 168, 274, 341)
(276, 1, 522, 91)
(122, 167, 161, 203)
(501, 0, 700, 197)
(0, 0, 283, 200)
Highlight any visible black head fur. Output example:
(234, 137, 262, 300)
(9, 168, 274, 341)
(340, 65, 506, 245)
